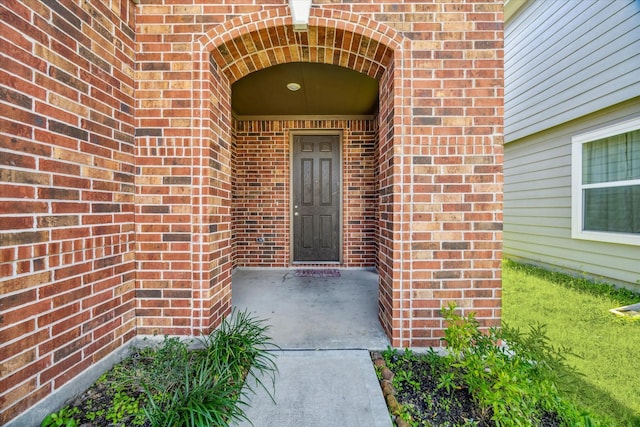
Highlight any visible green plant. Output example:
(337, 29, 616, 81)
(84, 409, 104, 422)
(143, 358, 246, 427)
(110, 336, 191, 396)
(436, 371, 458, 394)
(40, 406, 79, 427)
(197, 308, 279, 397)
(105, 391, 145, 425)
(396, 404, 418, 427)
(440, 303, 585, 426)
(40, 309, 278, 427)
(382, 345, 399, 366)
(374, 364, 384, 380)
(141, 308, 278, 427)
(393, 369, 420, 392)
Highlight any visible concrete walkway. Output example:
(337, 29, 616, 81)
(232, 268, 392, 427)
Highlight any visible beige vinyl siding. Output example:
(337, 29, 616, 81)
(505, 0, 640, 142)
(504, 98, 640, 288)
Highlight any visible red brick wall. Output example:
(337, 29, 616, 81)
(400, 3, 504, 346)
(376, 60, 398, 341)
(0, 0, 136, 423)
(232, 119, 378, 267)
(0, 0, 503, 422)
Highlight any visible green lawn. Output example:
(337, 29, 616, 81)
(502, 260, 640, 427)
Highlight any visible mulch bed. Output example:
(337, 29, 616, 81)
(371, 352, 562, 427)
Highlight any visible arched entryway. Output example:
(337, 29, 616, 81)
(190, 8, 409, 345)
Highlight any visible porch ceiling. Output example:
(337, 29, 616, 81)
(231, 62, 379, 117)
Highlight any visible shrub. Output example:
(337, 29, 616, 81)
(440, 303, 591, 426)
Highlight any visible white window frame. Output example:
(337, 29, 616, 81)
(571, 117, 640, 246)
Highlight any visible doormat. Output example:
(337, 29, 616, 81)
(294, 269, 341, 278)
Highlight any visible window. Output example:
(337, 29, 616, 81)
(571, 117, 640, 245)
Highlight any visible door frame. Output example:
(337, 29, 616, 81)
(289, 129, 344, 264)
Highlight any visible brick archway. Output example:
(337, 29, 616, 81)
(201, 7, 401, 82)
(189, 8, 409, 344)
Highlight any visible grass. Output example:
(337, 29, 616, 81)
(503, 259, 640, 427)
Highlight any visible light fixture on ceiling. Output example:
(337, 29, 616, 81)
(286, 82, 302, 91)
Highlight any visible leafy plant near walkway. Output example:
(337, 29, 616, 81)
(381, 304, 591, 427)
(41, 309, 278, 427)
(441, 303, 587, 426)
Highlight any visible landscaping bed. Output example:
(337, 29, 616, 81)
(373, 351, 565, 427)
(41, 310, 277, 427)
(373, 304, 590, 427)
(372, 351, 490, 427)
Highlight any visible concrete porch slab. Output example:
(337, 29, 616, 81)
(231, 268, 390, 350)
